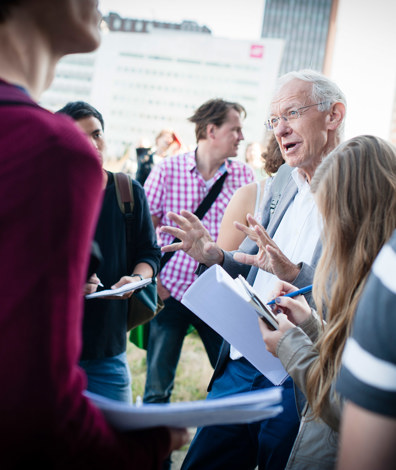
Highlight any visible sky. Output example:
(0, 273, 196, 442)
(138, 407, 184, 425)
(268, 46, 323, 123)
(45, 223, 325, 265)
(98, 0, 396, 141)
(99, 0, 265, 41)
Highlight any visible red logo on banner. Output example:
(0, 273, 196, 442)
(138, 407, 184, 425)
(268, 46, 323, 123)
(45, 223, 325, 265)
(250, 44, 264, 59)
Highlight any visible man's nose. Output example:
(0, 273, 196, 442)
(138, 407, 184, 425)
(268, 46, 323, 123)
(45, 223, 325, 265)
(274, 117, 291, 137)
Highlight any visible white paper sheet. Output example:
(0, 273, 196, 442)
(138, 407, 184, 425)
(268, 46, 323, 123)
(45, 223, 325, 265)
(85, 278, 151, 299)
(182, 265, 288, 385)
(85, 388, 283, 431)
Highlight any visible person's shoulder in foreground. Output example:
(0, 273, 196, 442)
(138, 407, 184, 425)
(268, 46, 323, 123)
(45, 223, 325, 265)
(0, 0, 187, 467)
(336, 229, 396, 470)
(0, 83, 173, 469)
(337, 229, 396, 416)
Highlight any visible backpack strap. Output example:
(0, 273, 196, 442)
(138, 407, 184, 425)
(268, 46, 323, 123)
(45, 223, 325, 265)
(159, 170, 228, 271)
(114, 172, 135, 273)
(269, 164, 293, 214)
(114, 172, 134, 214)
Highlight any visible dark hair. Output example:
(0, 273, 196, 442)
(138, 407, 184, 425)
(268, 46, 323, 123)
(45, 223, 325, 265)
(56, 101, 104, 131)
(0, 0, 23, 23)
(188, 99, 246, 141)
(262, 134, 284, 175)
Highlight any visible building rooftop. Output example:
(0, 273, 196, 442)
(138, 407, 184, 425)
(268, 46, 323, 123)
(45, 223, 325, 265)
(102, 12, 212, 35)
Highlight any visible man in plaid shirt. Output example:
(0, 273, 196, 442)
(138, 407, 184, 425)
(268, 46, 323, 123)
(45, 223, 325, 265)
(143, 99, 254, 413)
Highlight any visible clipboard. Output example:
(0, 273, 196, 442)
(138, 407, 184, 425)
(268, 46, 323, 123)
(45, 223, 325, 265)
(236, 275, 279, 330)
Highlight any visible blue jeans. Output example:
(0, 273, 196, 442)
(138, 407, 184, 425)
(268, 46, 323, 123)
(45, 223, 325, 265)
(181, 357, 299, 470)
(80, 351, 132, 403)
(143, 296, 223, 404)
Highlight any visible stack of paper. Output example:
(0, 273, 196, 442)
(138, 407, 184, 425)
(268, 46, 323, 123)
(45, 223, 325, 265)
(85, 388, 283, 431)
(182, 265, 288, 385)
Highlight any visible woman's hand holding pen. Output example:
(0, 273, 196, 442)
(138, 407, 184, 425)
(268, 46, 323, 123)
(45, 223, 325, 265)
(259, 281, 312, 357)
(269, 281, 311, 326)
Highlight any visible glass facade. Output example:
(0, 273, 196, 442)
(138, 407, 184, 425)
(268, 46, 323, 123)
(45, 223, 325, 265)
(261, 0, 333, 75)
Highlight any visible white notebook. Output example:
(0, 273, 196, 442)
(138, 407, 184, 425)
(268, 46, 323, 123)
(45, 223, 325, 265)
(182, 265, 288, 386)
(85, 278, 151, 299)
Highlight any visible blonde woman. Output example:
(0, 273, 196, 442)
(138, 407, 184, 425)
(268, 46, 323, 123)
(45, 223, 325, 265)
(259, 135, 396, 469)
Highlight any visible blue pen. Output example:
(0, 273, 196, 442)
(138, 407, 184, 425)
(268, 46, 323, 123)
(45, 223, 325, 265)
(267, 284, 313, 305)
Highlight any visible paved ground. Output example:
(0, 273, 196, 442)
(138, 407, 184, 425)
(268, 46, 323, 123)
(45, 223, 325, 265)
(171, 449, 187, 470)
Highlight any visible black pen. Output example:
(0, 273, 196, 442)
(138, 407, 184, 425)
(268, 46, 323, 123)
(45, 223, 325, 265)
(267, 284, 313, 306)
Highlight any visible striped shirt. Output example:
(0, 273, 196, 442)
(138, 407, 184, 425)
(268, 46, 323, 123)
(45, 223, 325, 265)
(144, 150, 254, 301)
(337, 229, 396, 417)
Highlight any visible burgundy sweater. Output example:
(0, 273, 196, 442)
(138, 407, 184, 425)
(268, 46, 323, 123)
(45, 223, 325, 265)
(0, 81, 170, 468)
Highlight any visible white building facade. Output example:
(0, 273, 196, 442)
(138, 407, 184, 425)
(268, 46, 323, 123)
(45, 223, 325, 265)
(40, 28, 283, 162)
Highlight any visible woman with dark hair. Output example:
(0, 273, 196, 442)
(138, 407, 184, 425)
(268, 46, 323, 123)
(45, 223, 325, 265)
(217, 133, 285, 250)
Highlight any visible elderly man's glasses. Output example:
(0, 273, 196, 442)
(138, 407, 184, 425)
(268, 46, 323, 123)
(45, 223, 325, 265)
(265, 102, 328, 131)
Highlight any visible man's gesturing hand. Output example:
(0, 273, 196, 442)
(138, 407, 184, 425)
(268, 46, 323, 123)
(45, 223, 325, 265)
(233, 214, 300, 282)
(160, 210, 224, 267)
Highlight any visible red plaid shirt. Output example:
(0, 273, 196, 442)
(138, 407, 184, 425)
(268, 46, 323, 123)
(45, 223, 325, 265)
(144, 150, 254, 300)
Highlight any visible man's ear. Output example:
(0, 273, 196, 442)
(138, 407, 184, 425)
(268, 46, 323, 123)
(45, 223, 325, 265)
(327, 102, 346, 131)
(206, 123, 216, 140)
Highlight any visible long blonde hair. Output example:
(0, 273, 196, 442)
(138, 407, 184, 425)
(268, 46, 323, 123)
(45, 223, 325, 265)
(308, 135, 396, 418)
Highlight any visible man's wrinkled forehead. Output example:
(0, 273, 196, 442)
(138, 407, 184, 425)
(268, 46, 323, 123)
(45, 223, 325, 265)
(270, 79, 313, 114)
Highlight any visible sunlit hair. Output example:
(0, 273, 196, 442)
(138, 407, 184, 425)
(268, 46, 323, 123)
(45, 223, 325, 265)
(308, 135, 396, 419)
(188, 98, 246, 142)
(155, 129, 174, 144)
(276, 69, 347, 139)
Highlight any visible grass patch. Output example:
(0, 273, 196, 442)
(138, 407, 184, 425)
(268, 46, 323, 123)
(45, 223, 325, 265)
(127, 329, 213, 403)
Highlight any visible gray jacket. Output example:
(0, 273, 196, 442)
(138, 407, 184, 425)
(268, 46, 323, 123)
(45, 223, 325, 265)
(277, 313, 342, 469)
(202, 165, 322, 390)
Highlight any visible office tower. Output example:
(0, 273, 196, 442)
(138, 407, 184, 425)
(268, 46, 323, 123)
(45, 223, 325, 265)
(262, 0, 335, 75)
